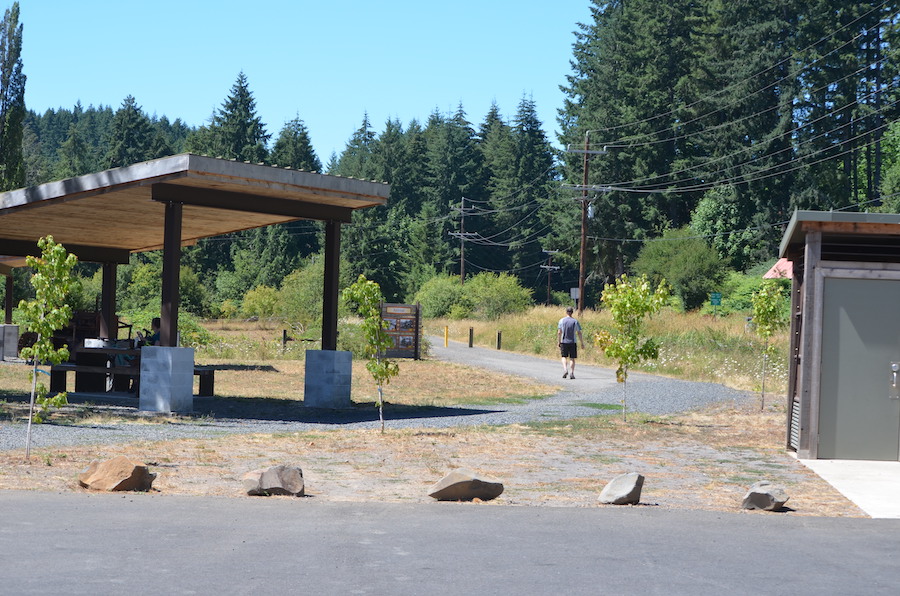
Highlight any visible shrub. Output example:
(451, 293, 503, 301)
(704, 263, 790, 316)
(218, 299, 239, 319)
(278, 256, 351, 328)
(242, 285, 279, 318)
(120, 308, 216, 347)
(463, 272, 533, 319)
(414, 274, 465, 318)
(415, 272, 533, 320)
(632, 226, 728, 311)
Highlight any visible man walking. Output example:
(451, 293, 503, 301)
(558, 306, 585, 379)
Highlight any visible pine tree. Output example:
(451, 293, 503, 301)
(105, 96, 157, 168)
(271, 116, 322, 171)
(334, 115, 400, 298)
(54, 123, 91, 179)
(0, 1, 25, 191)
(187, 72, 270, 162)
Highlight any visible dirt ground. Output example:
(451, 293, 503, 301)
(0, 400, 864, 517)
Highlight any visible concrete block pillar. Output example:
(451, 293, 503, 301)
(304, 350, 352, 408)
(139, 346, 194, 413)
(0, 324, 18, 360)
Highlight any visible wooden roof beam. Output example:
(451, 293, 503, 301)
(151, 183, 353, 223)
(0, 239, 131, 263)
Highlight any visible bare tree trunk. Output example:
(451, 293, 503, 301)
(25, 359, 38, 460)
(761, 339, 768, 411)
(377, 385, 385, 434)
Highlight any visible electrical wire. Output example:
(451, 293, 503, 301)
(574, 0, 894, 139)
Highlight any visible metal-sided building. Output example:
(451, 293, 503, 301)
(782, 210, 900, 461)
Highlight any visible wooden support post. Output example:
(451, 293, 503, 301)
(99, 262, 117, 339)
(321, 221, 341, 351)
(4, 275, 13, 325)
(160, 201, 182, 347)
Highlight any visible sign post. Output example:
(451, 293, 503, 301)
(710, 292, 722, 317)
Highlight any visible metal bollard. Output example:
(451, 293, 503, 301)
(468, 327, 474, 348)
(496, 330, 502, 350)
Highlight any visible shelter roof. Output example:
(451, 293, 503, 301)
(779, 210, 900, 259)
(0, 153, 389, 270)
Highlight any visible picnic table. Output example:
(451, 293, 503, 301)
(49, 341, 214, 397)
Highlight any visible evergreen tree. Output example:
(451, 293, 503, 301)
(0, 1, 25, 191)
(332, 113, 376, 178)
(511, 97, 557, 291)
(186, 72, 270, 162)
(105, 95, 158, 168)
(271, 116, 322, 171)
(333, 115, 401, 298)
(477, 103, 517, 274)
(685, 1, 799, 264)
(422, 106, 482, 278)
(54, 123, 91, 179)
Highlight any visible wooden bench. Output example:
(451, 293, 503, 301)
(50, 363, 215, 397)
(194, 365, 215, 397)
(49, 362, 139, 393)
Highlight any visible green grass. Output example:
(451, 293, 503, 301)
(576, 401, 624, 411)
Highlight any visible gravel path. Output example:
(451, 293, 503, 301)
(0, 340, 752, 451)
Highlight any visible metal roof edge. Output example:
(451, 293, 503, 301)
(779, 209, 900, 257)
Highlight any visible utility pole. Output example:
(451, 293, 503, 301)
(460, 196, 466, 284)
(449, 197, 476, 285)
(566, 134, 607, 315)
(540, 250, 559, 306)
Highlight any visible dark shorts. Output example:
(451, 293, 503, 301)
(560, 342, 577, 359)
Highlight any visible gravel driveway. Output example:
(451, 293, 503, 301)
(0, 340, 752, 451)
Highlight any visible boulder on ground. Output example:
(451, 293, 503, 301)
(599, 472, 644, 505)
(243, 465, 305, 497)
(742, 481, 789, 511)
(78, 456, 156, 492)
(428, 469, 504, 501)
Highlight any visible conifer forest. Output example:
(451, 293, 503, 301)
(2, 1, 899, 316)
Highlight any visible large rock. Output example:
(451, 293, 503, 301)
(243, 465, 305, 497)
(742, 481, 789, 511)
(428, 469, 504, 502)
(78, 456, 156, 492)
(599, 472, 644, 505)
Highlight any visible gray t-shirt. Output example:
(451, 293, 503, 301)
(558, 316, 581, 344)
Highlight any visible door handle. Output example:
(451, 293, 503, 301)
(892, 363, 900, 398)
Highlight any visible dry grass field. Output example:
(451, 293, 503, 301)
(0, 401, 860, 516)
(430, 306, 790, 394)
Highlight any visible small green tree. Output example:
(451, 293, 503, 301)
(343, 274, 399, 432)
(594, 274, 670, 421)
(750, 279, 788, 410)
(20, 236, 78, 458)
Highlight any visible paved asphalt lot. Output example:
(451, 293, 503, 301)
(2, 491, 899, 595)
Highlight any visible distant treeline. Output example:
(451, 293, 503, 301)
(5, 0, 900, 316)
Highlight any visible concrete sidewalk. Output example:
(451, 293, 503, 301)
(799, 458, 900, 518)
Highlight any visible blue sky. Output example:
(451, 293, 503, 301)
(19, 0, 592, 161)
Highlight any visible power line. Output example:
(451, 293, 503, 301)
(575, 1, 894, 139)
